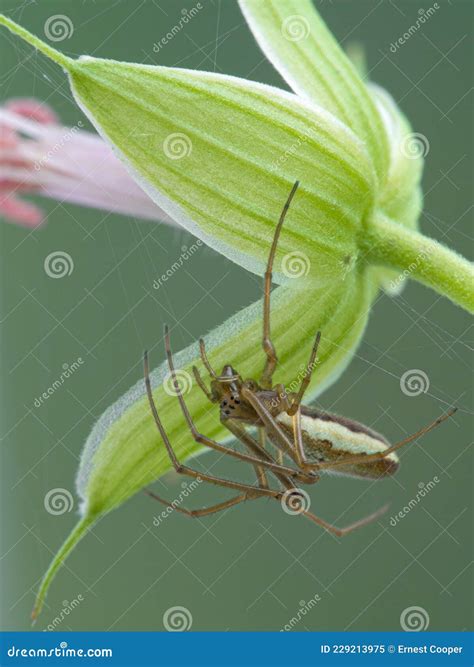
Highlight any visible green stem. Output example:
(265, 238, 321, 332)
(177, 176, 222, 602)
(363, 212, 474, 313)
(32, 515, 94, 623)
(0, 14, 74, 70)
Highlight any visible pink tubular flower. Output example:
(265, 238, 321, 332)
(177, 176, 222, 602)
(0, 98, 174, 228)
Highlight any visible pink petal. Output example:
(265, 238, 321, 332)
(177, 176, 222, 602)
(5, 98, 58, 125)
(0, 191, 43, 227)
(0, 98, 177, 229)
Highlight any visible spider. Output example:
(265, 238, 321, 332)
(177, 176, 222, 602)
(144, 181, 455, 536)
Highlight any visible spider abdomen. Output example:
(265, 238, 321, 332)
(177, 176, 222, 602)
(275, 411, 399, 479)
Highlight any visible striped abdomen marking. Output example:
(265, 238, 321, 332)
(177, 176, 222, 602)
(275, 407, 399, 480)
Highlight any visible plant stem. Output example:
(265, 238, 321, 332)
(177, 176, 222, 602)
(31, 515, 93, 622)
(363, 212, 473, 313)
(0, 15, 74, 70)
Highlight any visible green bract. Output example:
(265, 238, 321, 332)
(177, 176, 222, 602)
(0, 0, 472, 618)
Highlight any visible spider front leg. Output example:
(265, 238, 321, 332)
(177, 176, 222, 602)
(192, 364, 216, 403)
(260, 180, 299, 389)
(144, 350, 276, 501)
(161, 328, 317, 484)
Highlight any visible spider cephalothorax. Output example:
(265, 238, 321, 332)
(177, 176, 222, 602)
(214, 372, 258, 423)
(213, 374, 283, 424)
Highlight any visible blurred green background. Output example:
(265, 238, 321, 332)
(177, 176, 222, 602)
(1, 0, 472, 632)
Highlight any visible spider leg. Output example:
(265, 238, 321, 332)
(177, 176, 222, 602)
(298, 502, 390, 537)
(222, 418, 317, 488)
(290, 407, 457, 472)
(228, 420, 269, 489)
(241, 389, 455, 480)
(145, 489, 250, 518)
(242, 386, 300, 466)
(192, 365, 216, 403)
(261, 421, 284, 466)
(261, 180, 300, 389)
(199, 337, 217, 380)
(287, 331, 321, 416)
(144, 349, 276, 499)
(267, 383, 288, 465)
(275, 382, 290, 412)
(161, 329, 314, 483)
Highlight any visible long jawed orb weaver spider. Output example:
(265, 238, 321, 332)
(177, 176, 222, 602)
(143, 181, 456, 536)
